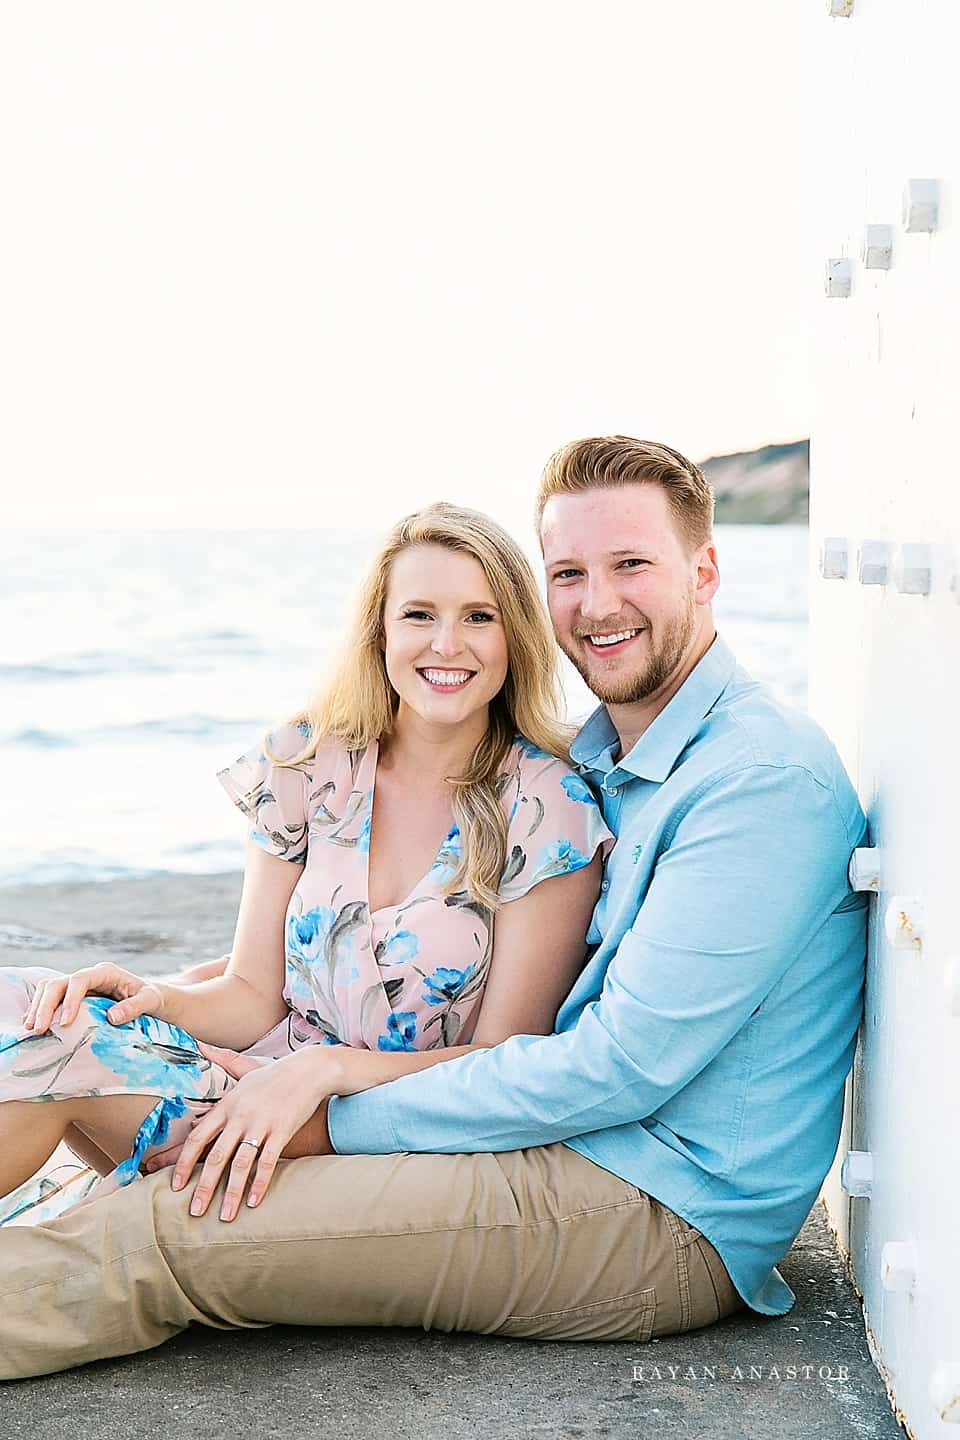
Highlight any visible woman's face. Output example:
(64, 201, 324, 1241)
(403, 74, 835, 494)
(382, 544, 510, 734)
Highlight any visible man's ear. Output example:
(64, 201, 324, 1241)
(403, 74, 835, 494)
(694, 542, 721, 605)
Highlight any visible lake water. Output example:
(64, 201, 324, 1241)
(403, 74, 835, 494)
(0, 525, 809, 888)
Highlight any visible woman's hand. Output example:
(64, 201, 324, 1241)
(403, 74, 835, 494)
(169, 1044, 340, 1222)
(23, 962, 170, 1033)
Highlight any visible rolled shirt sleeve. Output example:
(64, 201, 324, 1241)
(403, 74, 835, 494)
(327, 761, 858, 1155)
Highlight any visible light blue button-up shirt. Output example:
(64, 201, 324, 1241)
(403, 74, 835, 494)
(327, 633, 869, 1316)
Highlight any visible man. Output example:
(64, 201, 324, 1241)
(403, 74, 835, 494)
(0, 436, 868, 1377)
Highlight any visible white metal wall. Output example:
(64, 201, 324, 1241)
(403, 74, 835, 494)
(809, 2, 960, 1434)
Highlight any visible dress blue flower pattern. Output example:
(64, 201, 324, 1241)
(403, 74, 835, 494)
(85, 997, 207, 1095)
(0, 968, 226, 1219)
(376, 930, 420, 966)
(0, 728, 612, 1219)
(561, 773, 596, 805)
(421, 965, 476, 1006)
(428, 826, 461, 879)
(287, 907, 338, 964)
(222, 730, 612, 1054)
(377, 1011, 418, 1051)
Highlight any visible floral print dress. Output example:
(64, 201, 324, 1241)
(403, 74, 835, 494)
(0, 725, 612, 1217)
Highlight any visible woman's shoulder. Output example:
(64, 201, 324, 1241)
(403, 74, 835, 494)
(503, 735, 599, 808)
(261, 719, 315, 765)
(264, 724, 369, 777)
(495, 735, 611, 901)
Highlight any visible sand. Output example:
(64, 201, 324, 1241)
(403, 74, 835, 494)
(0, 871, 243, 978)
(0, 873, 904, 1437)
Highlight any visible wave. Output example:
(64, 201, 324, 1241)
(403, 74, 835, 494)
(0, 923, 61, 950)
(0, 860, 164, 889)
(3, 716, 263, 750)
(5, 728, 73, 749)
(0, 634, 264, 684)
(0, 847, 242, 889)
(0, 656, 176, 683)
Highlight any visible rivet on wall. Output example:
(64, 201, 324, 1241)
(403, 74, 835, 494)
(881, 1240, 918, 1293)
(884, 897, 925, 951)
(857, 541, 892, 586)
(861, 225, 893, 269)
(849, 846, 882, 891)
(827, 0, 854, 15)
(840, 1151, 874, 1198)
(894, 543, 933, 595)
(929, 1364, 960, 1426)
(824, 258, 853, 297)
(902, 179, 939, 234)
(819, 537, 849, 579)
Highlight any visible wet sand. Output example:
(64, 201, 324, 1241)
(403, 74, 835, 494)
(0, 872, 242, 978)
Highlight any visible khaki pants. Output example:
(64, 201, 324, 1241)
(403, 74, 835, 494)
(0, 1142, 745, 1380)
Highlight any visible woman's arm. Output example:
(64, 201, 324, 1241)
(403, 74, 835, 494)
(316, 1039, 494, 1095)
(471, 851, 601, 1040)
(25, 842, 300, 1045)
(166, 956, 231, 986)
(321, 853, 602, 1096)
(157, 839, 301, 1049)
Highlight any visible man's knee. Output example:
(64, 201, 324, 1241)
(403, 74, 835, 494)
(140, 1151, 518, 1332)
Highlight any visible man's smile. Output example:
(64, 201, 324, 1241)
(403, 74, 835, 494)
(581, 627, 646, 656)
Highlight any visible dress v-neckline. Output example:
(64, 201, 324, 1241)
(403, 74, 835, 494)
(362, 740, 459, 919)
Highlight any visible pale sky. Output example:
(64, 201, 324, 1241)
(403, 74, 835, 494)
(1, 2, 815, 536)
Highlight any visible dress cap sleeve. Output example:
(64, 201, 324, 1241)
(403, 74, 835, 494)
(497, 737, 614, 903)
(217, 720, 312, 864)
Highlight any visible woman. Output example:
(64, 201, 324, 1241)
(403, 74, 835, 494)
(0, 503, 611, 1223)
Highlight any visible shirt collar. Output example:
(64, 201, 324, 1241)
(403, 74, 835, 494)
(570, 632, 738, 783)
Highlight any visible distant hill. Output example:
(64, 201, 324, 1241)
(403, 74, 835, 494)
(699, 439, 809, 524)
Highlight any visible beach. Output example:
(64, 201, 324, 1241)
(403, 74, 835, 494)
(0, 873, 904, 1440)
(0, 872, 242, 978)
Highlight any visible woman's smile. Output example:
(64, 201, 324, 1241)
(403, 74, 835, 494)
(416, 667, 477, 691)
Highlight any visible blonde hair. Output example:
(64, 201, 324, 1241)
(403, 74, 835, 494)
(273, 502, 573, 909)
(536, 435, 714, 553)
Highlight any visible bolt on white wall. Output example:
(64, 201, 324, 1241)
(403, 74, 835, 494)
(809, 4, 959, 1438)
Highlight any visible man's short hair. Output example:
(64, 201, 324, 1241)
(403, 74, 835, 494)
(536, 435, 715, 554)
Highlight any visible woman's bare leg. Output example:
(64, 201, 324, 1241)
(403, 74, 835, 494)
(0, 1095, 158, 1197)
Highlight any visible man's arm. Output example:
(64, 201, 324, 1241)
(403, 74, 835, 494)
(325, 763, 862, 1156)
(285, 1096, 335, 1156)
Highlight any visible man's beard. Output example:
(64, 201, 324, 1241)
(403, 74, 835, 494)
(560, 588, 698, 707)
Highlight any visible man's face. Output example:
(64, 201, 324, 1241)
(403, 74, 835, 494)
(540, 484, 719, 708)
